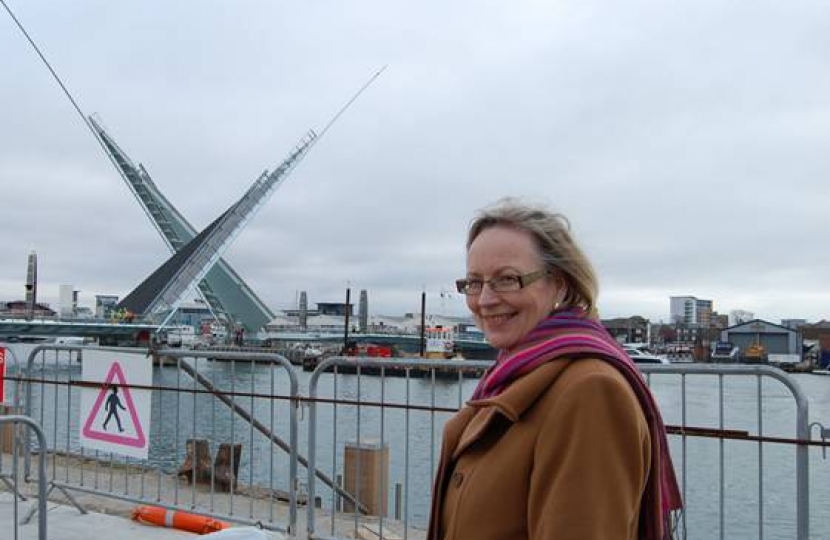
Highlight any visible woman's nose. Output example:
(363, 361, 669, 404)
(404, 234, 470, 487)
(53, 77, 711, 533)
(476, 283, 500, 306)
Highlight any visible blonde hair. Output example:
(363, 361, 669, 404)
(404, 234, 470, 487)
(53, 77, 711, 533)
(467, 198, 599, 318)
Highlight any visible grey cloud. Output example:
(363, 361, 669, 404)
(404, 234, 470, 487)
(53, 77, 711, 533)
(2, 0, 829, 324)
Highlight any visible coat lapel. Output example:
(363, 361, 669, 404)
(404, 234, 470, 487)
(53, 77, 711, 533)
(451, 359, 574, 460)
(452, 406, 505, 460)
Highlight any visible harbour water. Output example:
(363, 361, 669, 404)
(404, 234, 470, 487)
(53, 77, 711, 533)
(3, 343, 830, 539)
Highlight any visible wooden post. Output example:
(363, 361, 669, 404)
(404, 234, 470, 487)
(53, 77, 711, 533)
(343, 440, 389, 516)
(214, 442, 242, 492)
(395, 482, 402, 520)
(177, 438, 212, 483)
(0, 405, 23, 454)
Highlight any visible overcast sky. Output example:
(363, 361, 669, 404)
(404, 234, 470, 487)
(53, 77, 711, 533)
(2, 1, 829, 324)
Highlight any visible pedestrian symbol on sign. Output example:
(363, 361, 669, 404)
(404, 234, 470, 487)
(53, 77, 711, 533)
(102, 385, 126, 432)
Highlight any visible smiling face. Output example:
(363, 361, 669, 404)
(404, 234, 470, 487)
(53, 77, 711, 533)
(465, 225, 563, 353)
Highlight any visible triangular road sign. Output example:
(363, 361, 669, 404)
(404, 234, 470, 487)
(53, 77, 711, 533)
(81, 361, 147, 448)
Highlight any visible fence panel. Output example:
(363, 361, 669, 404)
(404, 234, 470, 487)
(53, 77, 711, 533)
(640, 364, 811, 540)
(306, 359, 816, 540)
(18, 345, 300, 536)
(306, 357, 492, 540)
(0, 414, 48, 540)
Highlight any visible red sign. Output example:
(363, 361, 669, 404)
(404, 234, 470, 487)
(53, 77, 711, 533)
(0, 347, 6, 403)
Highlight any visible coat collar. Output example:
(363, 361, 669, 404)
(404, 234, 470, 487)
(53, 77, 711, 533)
(469, 358, 574, 420)
(451, 359, 574, 460)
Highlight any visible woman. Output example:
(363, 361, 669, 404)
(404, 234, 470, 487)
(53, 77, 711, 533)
(427, 199, 682, 540)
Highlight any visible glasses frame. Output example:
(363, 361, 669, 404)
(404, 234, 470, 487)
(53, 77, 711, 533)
(456, 269, 550, 296)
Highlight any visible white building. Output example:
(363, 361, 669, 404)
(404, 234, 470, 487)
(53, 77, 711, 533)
(95, 295, 119, 319)
(729, 310, 755, 326)
(781, 318, 807, 329)
(59, 284, 76, 318)
(265, 311, 472, 336)
(670, 296, 713, 326)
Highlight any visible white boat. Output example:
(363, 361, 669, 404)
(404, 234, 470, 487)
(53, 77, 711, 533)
(710, 341, 739, 362)
(425, 326, 456, 359)
(163, 325, 198, 347)
(201, 321, 228, 344)
(623, 346, 670, 365)
(54, 336, 85, 345)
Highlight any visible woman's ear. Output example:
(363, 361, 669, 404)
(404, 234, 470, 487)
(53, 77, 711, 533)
(552, 275, 568, 309)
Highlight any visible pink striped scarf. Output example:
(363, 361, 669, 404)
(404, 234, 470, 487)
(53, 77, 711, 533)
(472, 309, 682, 540)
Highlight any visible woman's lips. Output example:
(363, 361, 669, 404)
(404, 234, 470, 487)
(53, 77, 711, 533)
(482, 313, 516, 326)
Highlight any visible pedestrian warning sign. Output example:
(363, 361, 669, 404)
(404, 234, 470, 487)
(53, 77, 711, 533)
(80, 355, 152, 459)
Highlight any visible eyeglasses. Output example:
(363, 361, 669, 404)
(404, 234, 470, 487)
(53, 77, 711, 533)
(455, 269, 549, 295)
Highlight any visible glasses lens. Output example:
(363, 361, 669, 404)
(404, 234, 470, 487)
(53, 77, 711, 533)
(457, 279, 485, 295)
(490, 275, 522, 292)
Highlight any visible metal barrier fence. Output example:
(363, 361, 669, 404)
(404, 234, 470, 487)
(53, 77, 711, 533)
(641, 364, 812, 540)
(0, 414, 48, 540)
(18, 345, 301, 535)
(6, 345, 828, 540)
(305, 358, 824, 540)
(306, 357, 493, 540)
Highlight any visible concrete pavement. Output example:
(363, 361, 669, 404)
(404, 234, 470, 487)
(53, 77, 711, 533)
(1, 491, 198, 540)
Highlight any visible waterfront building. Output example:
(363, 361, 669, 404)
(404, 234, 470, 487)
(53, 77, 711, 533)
(373, 313, 466, 334)
(95, 295, 119, 319)
(75, 306, 94, 319)
(781, 318, 807, 329)
(800, 320, 830, 367)
(602, 316, 650, 344)
(720, 319, 801, 359)
(264, 310, 476, 338)
(603, 314, 726, 360)
(171, 300, 213, 329)
(25, 251, 37, 313)
(673, 324, 699, 345)
(58, 284, 78, 318)
(283, 302, 354, 318)
(264, 314, 301, 332)
(729, 309, 755, 326)
(0, 300, 56, 318)
(298, 291, 308, 330)
(358, 290, 369, 333)
(670, 295, 713, 326)
(696, 299, 713, 326)
(265, 313, 347, 334)
(711, 312, 729, 329)
(316, 302, 354, 317)
(367, 314, 417, 334)
(800, 320, 830, 342)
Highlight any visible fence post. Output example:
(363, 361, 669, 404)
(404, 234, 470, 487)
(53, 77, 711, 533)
(395, 482, 402, 520)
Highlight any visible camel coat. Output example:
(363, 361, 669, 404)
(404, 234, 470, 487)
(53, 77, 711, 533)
(427, 358, 651, 540)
